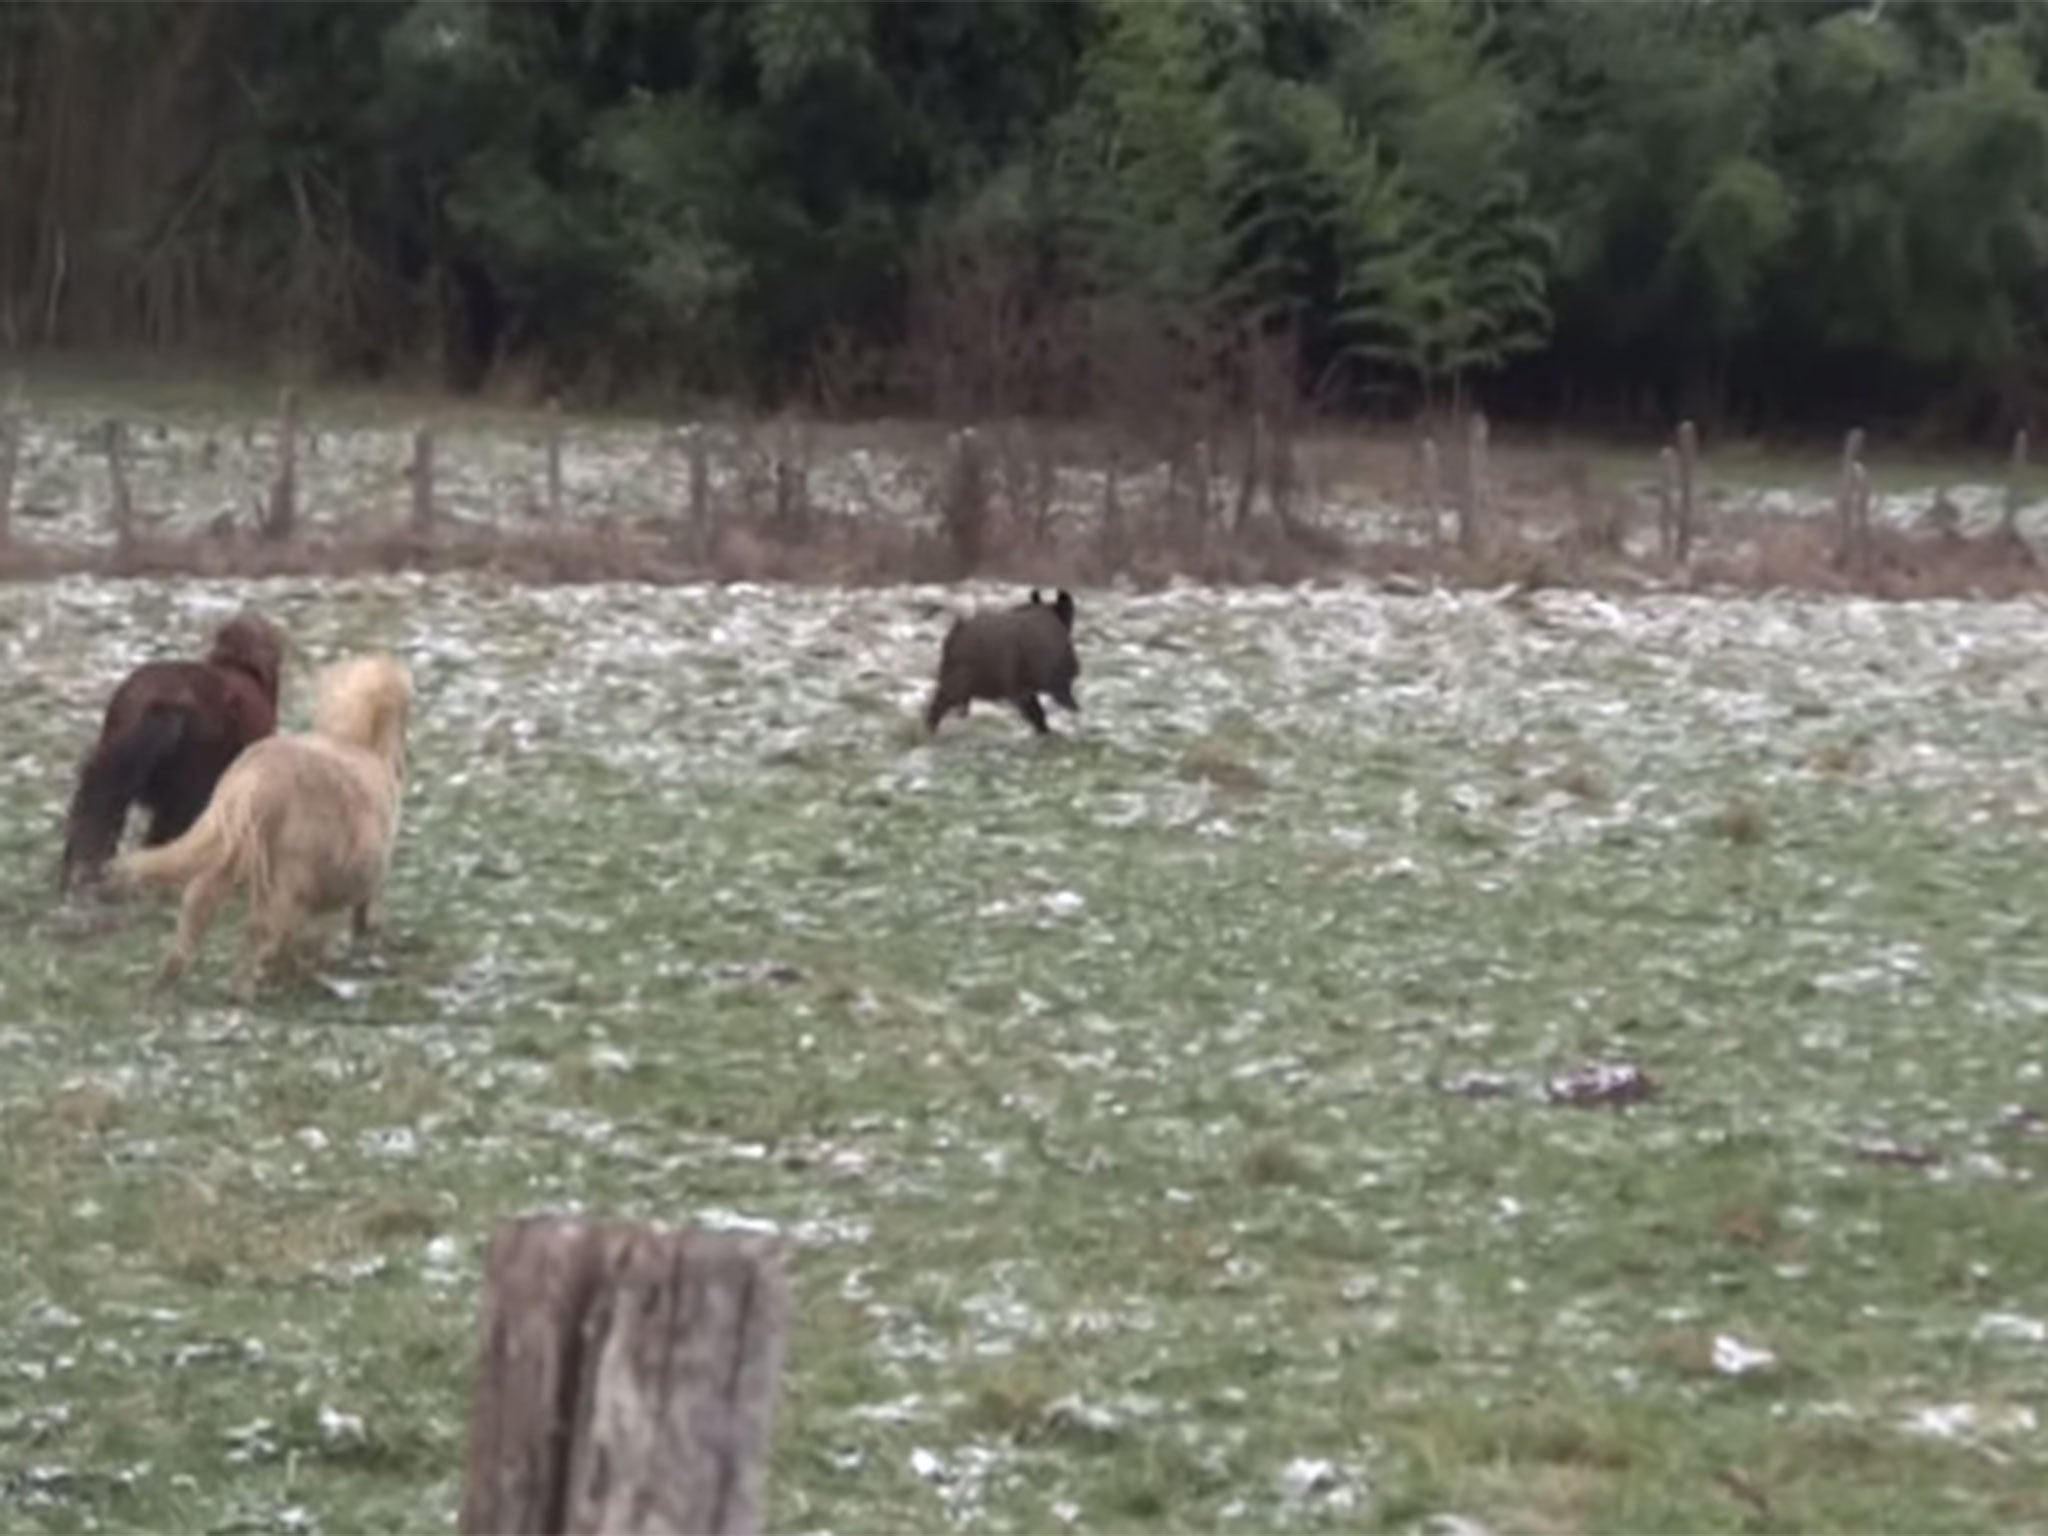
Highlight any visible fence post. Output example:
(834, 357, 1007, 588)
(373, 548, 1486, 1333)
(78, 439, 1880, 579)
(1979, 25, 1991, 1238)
(1459, 412, 1488, 552)
(2004, 427, 2030, 539)
(1418, 435, 1442, 545)
(458, 1215, 789, 1536)
(1101, 441, 1124, 565)
(0, 404, 18, 548)
(770, 419, 809, 538)
(103, 418, 134, 552)
(1656, 445, 1679, 561)
(941, 425, 990, 574)
(1835, 427, 1867, 571)
(545, 397, 564, 520)
(410, 427, 436, 533)
(264, 386, 299, 540)
(1675, 419, 1698, 562)
(1234, 412, 1263, 533)
(685, 426, 712, 543)
(1850, 459, 1873, 575)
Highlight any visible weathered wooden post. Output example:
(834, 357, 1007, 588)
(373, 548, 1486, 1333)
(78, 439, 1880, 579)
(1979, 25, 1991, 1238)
(1849, 459, 1872, 575)
(1234, 411, 1264, 533)
(264, 386, 299, 540)
(459, 1216, 790, 1536)
(2004, 427, 2029, 538)
(103, 418, 134, 552)
(409, 426, 435, 533)
(1418, 435, 1442, 545)
(1657, 445, 1679, 562)
(1675, 419, 1698, 562)
(941, 425, 990, 573)
(1101, 442, 1124, 562)
(1835, 426, 1867, 571)
(770, 419, 809, 538)
(685, 426, 712, 542)
(545, 397, 565, 521)
(1267, 421, 1298, 526)
(1459, 411, 1488, 552)
(1031, 425, 1057, 542)
(0, 405, 18, 548)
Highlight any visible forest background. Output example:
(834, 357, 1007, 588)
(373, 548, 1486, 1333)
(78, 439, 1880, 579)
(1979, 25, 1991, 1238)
(5, 0, 2048, 448)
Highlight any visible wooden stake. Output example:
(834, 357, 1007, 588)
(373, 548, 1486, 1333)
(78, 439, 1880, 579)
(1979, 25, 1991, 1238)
(2004, 427, 2029, 537)
(941, 426, 990, 573)
(1267, 422, 1297, 526)
(1459, 412, 1488, 552)
(1675, 419, 1698, 562)
(1101, 442, 1125, 567)
(1030, 426, 1056, 543)
(771, 419, 809, 537)
(0, 407, 18, 548)
(686, 426, 711, 535)
(458, 1216, 789, 1536)
(1657, 445, 1679, 562)
(1234, 412, 1263, 532)
(410, 426, 435, 532)
(1850, 459, 1872, 574)
(1836, 427, 1866, 570)
(545, 397, 564, 520)
(1419, 435, 1442, 545)
(104, 418, 133, 551)
(264, 386, 299, 540)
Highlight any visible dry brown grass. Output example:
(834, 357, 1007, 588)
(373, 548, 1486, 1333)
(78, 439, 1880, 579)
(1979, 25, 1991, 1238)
(1712, 798, 1770, 846)
(1689, 518, 2047, 601)
(40, 1081, 125, 1140)
(1179, 737, 1270, 794)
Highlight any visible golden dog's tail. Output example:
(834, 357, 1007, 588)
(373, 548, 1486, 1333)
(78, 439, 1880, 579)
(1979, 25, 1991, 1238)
(113, 767, 264, 895)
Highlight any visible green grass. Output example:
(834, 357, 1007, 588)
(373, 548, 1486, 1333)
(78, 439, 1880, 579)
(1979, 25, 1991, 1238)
(3, 576, 2048, 1532)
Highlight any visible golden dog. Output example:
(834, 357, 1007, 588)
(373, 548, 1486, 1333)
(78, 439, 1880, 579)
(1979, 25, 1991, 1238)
(113, 652, 414, 1000)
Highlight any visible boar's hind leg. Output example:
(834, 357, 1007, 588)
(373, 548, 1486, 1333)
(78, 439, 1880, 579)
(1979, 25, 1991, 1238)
(1014, 693, 1052, 734)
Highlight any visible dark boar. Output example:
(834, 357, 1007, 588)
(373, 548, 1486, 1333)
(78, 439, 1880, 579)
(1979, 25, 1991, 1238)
(924, 588, 1081, 736)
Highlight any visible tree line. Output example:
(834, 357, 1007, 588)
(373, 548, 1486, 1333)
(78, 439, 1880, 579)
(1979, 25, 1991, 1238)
(4, 0, 2047, 439)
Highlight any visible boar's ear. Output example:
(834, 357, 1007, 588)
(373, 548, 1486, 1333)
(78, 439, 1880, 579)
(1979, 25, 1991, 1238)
(1054, 589, 1075, 627)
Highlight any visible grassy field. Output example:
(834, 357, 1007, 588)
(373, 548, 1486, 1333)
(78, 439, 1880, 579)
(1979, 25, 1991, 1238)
(3, 572, 2048, 1533)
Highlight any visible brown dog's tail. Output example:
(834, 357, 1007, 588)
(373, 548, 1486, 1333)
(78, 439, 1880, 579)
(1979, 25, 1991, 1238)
(60, 702, 186, 892)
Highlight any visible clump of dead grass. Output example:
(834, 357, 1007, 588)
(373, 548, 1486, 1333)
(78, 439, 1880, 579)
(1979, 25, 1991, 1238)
(1691, 518, 2048, 601)
(1712, 797, 1769, 845)
(1240, 1136, 1314, 1187)
(1553, 762, 1609, 803)
(41, 1081, 124, 1140)
(1179, 737, 1268, 794)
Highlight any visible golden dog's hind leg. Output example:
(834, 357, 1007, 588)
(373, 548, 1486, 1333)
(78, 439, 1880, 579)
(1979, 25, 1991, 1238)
(232, 892, 303, 1003)
(156, 868, 235, 991)
(351, 893, 383, 943)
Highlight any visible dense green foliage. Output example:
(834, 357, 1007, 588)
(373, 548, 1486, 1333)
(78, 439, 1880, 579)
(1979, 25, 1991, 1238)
(4, 0, 2048, 431)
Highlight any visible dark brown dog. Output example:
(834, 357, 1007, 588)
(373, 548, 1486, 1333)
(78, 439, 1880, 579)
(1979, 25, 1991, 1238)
(59, 611, 286, 892)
